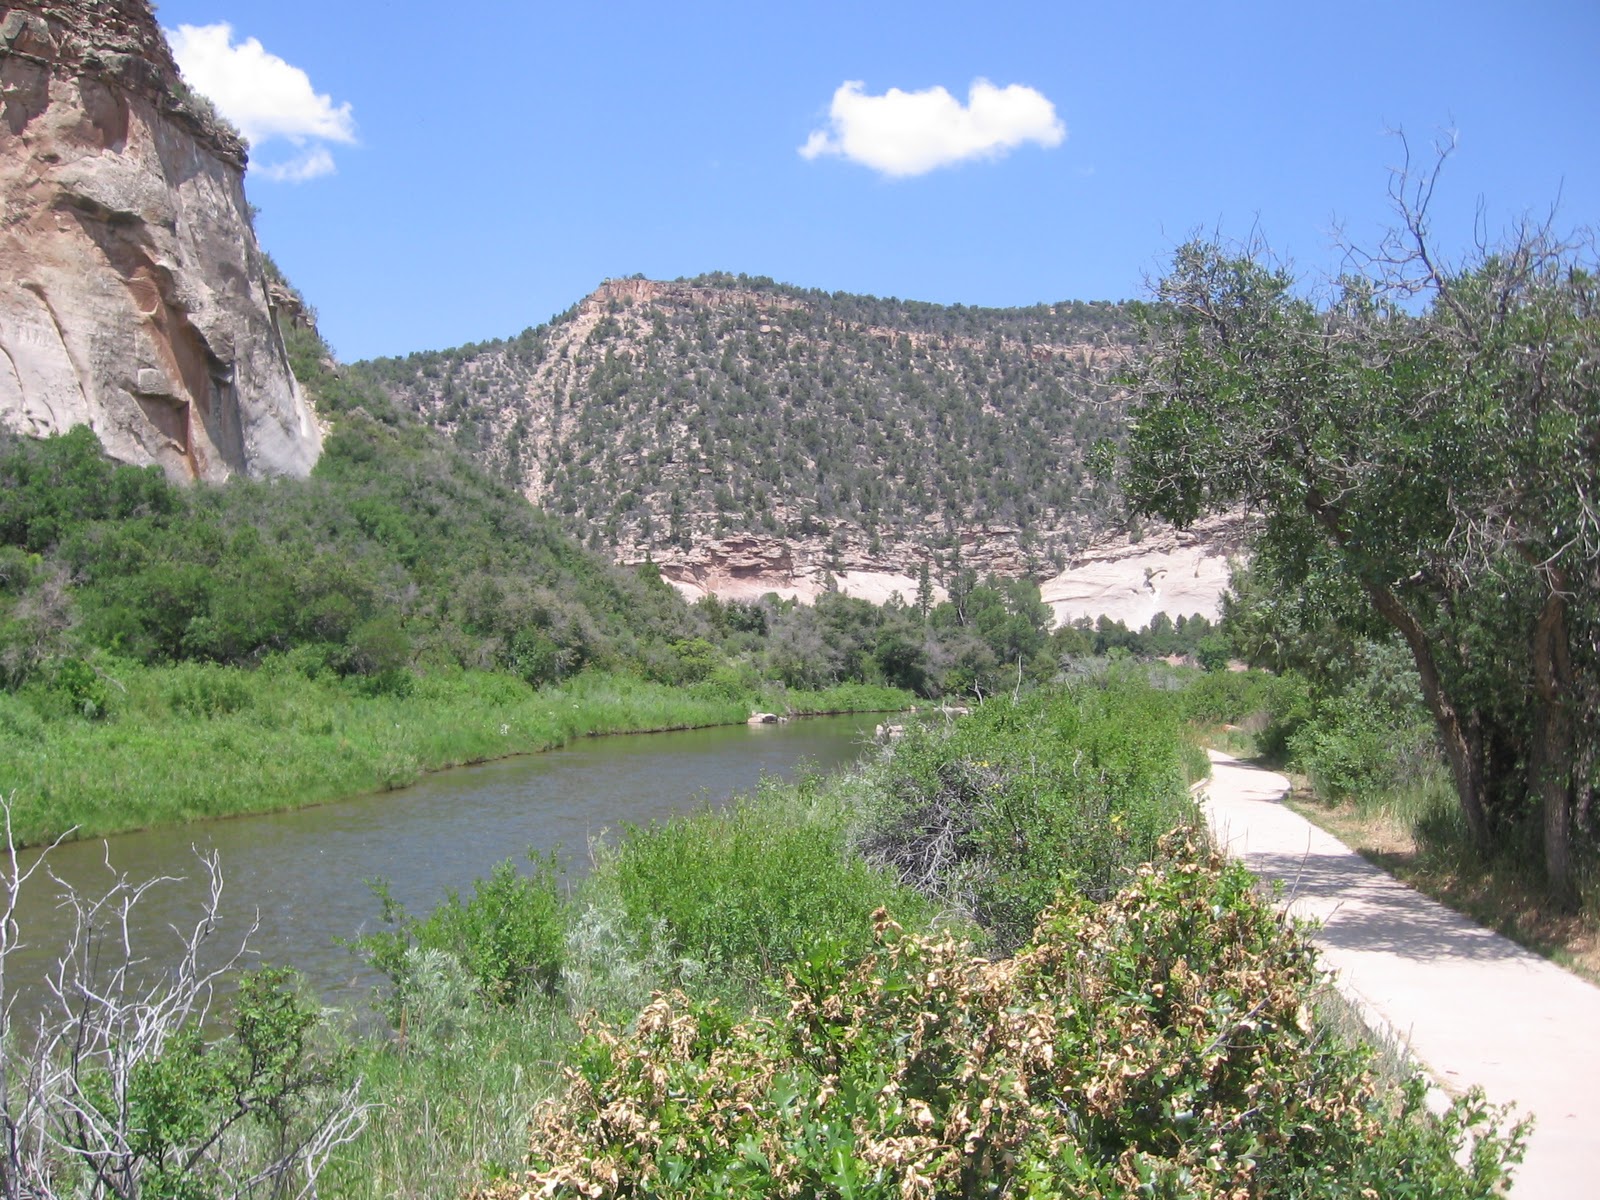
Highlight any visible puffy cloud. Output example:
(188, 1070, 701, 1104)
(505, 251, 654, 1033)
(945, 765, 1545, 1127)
(800, 78, 1065, 178)
(166, 23, 355, 182)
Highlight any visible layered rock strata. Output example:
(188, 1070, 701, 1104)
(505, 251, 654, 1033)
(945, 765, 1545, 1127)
(644, 512, 1249, 628)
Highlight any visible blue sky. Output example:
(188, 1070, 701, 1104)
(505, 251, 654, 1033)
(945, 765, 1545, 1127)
(154, 1, 1600, 363)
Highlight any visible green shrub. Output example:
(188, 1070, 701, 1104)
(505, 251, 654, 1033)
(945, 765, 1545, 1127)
(1256, 670, 1315, 761)
(50, 967, 355, 1200)
(559, 891, 679, 1022)
(1195, 632, 1231, 671)
(163, 661, 254, 719)
(1179, 667, 1277, 725)
(359, 855, 566, 1008)
(857, 681, 1195, 949)
(33, 655, 114, 720)
(496, 836, 1523, 1199)
(595, 777, 934, 982)
(387, 947, 480, 1054)
(1287, 651, 1436, 800)
(641, 637, 720, 686)
(342, 612, 412, 676)
(348, 667, 416, 699)
(683, 664, 755, 707)
(506, 627, 566, 688)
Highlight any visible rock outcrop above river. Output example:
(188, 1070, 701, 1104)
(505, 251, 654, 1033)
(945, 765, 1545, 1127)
(1039, 511, 1248, 627)
(0, 0, 321, 481)
(652, 512, 1248, 627)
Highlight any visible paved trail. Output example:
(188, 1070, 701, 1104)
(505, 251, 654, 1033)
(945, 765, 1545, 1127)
(1202, 751, 1599, 1199)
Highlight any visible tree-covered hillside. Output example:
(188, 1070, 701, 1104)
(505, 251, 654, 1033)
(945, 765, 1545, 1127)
(361, 275, 1139, 577)
(0, 407, 693, 694)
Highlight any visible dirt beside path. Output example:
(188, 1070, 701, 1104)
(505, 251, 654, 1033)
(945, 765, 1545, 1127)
(1202, 751, 1600, 1199)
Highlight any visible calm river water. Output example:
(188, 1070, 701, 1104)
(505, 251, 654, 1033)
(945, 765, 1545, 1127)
(6, 713, 882, 1009)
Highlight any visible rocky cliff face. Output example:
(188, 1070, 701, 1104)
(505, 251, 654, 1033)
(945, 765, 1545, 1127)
(0, 0, 320, 481)
(649, 513, 1248, 627)
(1038, 512, 1248, 628)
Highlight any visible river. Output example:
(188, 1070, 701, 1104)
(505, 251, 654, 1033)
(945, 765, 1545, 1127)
(3, 713, 883, 1011)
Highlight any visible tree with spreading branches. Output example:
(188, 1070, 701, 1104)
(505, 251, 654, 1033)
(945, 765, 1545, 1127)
(1115, 141, 1599, 904)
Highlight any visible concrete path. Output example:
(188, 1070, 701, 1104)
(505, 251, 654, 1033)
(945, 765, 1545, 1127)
(1202, 750, 1599, 1199)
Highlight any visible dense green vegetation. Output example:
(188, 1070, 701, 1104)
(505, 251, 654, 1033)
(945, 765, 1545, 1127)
(0, 308, 917, 843)
(0, 418, 692, 689)
(512, 841, 1519, 1200)
(0, 653, 1521, 1198)
(1117, 181, 1599, 904)
(0, 400, 1188, 845)
(0, 401, 1207, 846)
(0, 658, 902, 844)
(315, 676, 1517, 1198)
(852, 682, 1201, 949)
(363, 275, 1138, 571)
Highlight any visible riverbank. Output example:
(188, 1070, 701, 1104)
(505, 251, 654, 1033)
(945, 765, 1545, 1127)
(0, 661, 911, 846)
(0, 673, 1521, 1199)
(329, 677, 1516, 1200)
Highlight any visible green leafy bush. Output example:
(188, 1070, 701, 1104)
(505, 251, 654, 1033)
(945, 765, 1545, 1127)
(491, 836, 1523, 1200)
(683, 664, 757, 707)
(360, 855, 566, 1008)
(163, 661, 255, 719)
(858, 681, 1195, 949)
(595, 777, 934, 982)
(1195, 632, 1231, 671)
(38, 655, 113, 720)
(22, 965, 358, 1200)
(640, 637, 721, 686)
(1286, 647, 1436, 799)
(1178, 667, 1279, 726)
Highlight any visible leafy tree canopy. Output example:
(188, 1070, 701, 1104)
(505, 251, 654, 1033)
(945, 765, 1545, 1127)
(1116, 144, 1599, 903)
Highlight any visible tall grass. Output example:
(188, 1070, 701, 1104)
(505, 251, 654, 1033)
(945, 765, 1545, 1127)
(328, 764, 944, 1194)
(0, 661, 912, 846)
(589, 771, 938, 994)
(852, 677, 1201, 949)
(324, 997, 577, 1200)
(310, 675, 1491, 1196)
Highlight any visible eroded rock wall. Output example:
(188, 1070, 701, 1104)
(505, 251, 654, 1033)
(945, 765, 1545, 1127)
(651, 514, 1248, 626)
(1038, 512, 1249, 628)
(0, 0, 320, 481)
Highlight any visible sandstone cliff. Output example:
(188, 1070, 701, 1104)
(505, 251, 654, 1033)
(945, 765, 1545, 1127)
(0, 0, 320, 481)
(648, 512, 1248, 627)
(1038, 511, 1248, 628)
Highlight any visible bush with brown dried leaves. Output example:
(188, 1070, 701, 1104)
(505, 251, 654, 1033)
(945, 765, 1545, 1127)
(479, 833, 1524, 1199)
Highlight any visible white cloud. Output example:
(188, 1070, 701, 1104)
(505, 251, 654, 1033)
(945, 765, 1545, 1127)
(258, 146, 337, 184)
(166, 23, 355, 183)
(800, 78, 1065, 178)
